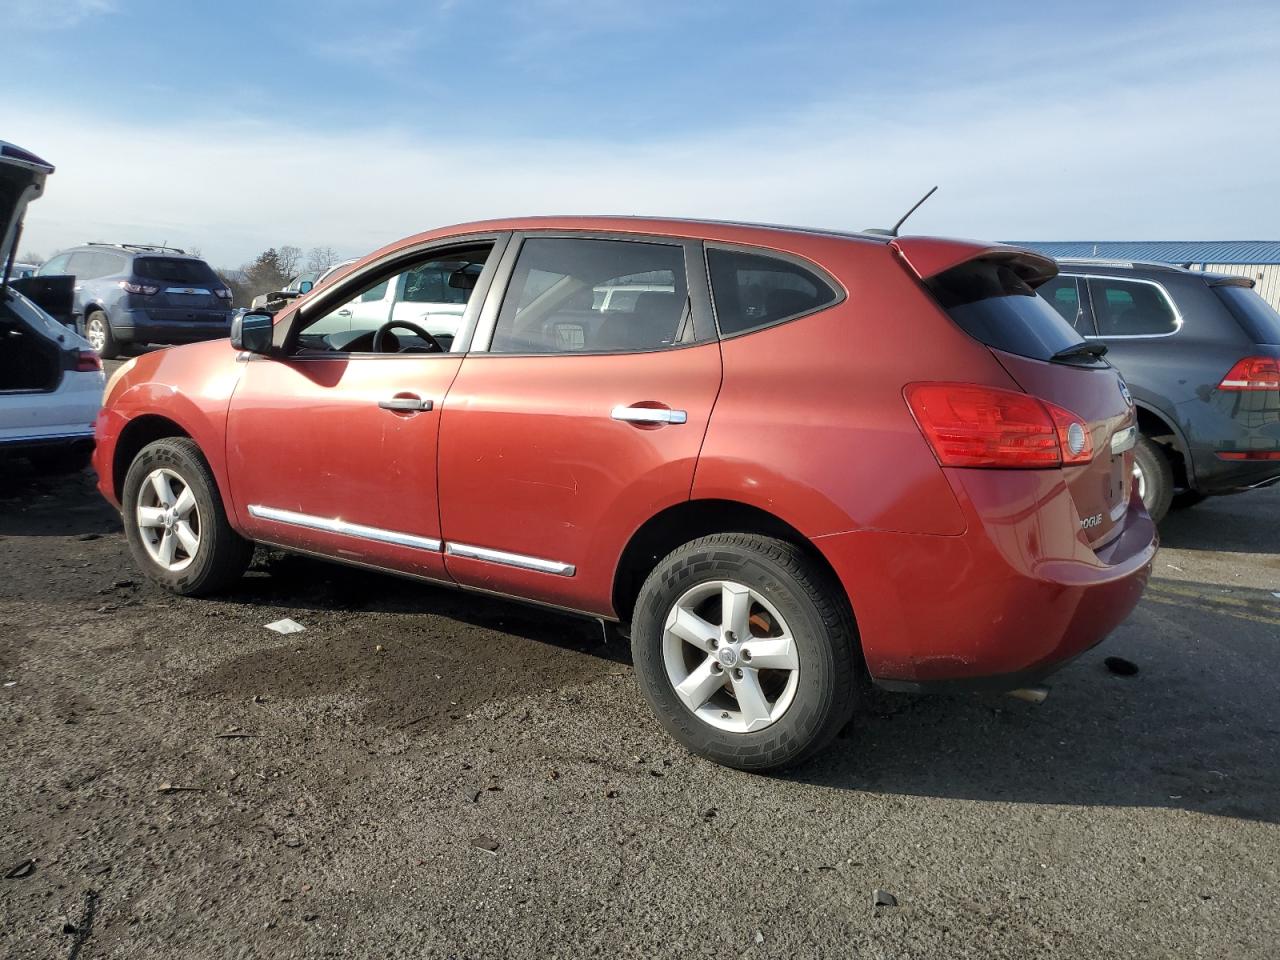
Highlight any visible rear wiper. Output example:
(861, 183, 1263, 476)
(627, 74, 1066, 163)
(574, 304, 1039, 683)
(1051, 340, 1108, 363)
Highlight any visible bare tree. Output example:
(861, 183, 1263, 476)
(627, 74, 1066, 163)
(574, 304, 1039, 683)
(306, 246, 340, 274)
(277, 245, 303, 279)
(18, 251, 43, 265)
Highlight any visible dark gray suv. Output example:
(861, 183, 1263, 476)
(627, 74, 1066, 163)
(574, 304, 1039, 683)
(36, 243, 233, 358)
(1039, 259, 1280, 522)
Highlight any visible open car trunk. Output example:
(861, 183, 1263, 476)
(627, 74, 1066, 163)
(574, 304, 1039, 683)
(1, 298, 62, 392)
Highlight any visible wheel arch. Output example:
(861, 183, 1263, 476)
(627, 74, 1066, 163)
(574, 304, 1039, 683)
(612, 498, 857, 633)
(111, 414, 192, 502)
(1134, 401, 1194, 489)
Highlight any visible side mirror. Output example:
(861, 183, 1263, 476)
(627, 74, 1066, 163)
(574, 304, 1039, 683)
(298, 280, 313, 294)
(230, 311, 274, 354)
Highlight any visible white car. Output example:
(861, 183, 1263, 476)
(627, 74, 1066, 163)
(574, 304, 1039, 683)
(1, 140, 103, 472)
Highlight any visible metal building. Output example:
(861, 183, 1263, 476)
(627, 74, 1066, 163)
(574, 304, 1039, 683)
(1012, 241, 1280, 312)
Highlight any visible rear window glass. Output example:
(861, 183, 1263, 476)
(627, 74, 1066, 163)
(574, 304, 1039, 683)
(1086, 278, 1178, 336)
(927, 259, 1087, 362)
(133, 257, 218, 284)
(1037, 275, 1094, 334)
(706, 247, 839, 335)
(1214, 283, 1280, 345)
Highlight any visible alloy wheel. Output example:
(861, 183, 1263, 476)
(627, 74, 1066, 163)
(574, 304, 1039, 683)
(1133, 460, 1147, 505)
(86, 317, 107, 353)
(135, 468, 201, 572)
(662, 579, 801, 734)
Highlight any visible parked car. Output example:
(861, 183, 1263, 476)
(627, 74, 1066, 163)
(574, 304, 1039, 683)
(36, 242, 233, 359)
(1039, 259, 1280, 522)
(1, 141, 103, 472)
(250, 270, 319, 312)
(93, 218, 1155, 770)
(7, 261, 38, 279)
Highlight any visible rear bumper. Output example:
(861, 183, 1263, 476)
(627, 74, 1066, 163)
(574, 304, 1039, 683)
(816, 470, 1156, 690)
(0, 429, 95, 457)
(112, 308, 232, 345)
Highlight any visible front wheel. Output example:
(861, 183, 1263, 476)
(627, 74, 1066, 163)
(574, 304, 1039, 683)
(631, 533, 858, 772)
(122, 438, 253, 595)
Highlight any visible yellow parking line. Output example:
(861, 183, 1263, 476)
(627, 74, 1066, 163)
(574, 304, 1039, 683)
(1142, 593, 1280, 629)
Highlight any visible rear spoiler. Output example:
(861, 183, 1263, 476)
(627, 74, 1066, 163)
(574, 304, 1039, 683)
(1207, 275, 1256, 289)
(891, 237, 1057, 288)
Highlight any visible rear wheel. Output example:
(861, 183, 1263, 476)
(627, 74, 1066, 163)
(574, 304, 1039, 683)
(1133, 434, 1174, 524)
(122, 438, 253, 595)
(85, 309, 120, 360)
(631, 533, 857, 771)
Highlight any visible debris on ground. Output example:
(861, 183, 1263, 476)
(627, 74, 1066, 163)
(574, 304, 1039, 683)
(874, 889, 898, 908)
(156, 783, 206, 794)
(264, 618, 306, 635)
(754, 930, 765, 944)
(1105, 656, 1140, 676)
(470, 836, 500, 853)
(5, 859, 35, 879)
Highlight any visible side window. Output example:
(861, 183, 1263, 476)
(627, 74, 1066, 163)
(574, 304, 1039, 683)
(1087, 278, 1179, 336)
(706, 247, 839, 335)
(295, 245, 494, 353)
(64, 252, 94, 280)
(39, 253, 72, 276)
(489, 238, 688, 354)
(1038, 276, 1093, 334)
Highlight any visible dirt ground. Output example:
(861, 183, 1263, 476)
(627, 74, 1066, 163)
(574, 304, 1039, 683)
(1, 461, 1278, 959)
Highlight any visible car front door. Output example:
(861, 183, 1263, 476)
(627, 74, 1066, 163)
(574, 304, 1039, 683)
(224, 236, 507, 580)
(437, 233, 721, 616)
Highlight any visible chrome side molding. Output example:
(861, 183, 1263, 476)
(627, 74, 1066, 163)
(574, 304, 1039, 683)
(248, 505, 576, 576)
(445, 542, 576, 577)
(247, 505, 443, 552)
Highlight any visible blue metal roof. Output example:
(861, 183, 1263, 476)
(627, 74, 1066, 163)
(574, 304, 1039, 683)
(1008, 241, 1280, 265)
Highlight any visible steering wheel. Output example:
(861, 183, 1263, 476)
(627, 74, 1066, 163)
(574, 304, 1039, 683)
(372, 319, 445, 354)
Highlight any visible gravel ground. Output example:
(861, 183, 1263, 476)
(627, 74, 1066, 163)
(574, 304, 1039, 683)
(1, 458, 1278, 959)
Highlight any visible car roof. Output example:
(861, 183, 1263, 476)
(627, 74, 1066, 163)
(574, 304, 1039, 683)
(1053, 257, 1255, 287)
(61, 242, 205, 260)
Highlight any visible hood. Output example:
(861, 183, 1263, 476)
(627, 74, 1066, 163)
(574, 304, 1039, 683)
(1, 141, 55, 285)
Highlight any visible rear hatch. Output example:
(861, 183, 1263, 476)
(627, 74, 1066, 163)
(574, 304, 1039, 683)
(896, 239, 1137, 548)
(1, 141, 54, 287)
(132, 256, 228, 317)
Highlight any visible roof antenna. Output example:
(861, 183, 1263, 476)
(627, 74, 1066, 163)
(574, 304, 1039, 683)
(889, 185, 938, 236)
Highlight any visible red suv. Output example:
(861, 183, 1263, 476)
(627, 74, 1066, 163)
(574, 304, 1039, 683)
(94, 218, 1156, 770)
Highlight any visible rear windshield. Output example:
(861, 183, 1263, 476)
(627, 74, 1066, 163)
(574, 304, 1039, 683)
(133, 257, 218, 284)
(1215, 283, 1280, 345)
(927, 258, 1089, 363)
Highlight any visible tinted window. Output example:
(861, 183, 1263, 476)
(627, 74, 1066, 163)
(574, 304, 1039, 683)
(88, 251, 125, 279)
(1214, 283, 1280, 346)
(1087, 278, 1178, 336)
(64, 252, 94, 279)
(133, 257, 218, 284)
(490, 238, 687, 354)
(706, 247, 838, 335)
(928, 259, 1088, 362)
(1038, 275, 1094, 334)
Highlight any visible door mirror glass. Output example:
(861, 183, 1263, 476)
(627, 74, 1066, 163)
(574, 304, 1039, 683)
(231, 311, 274, 354)
(298, 280, 313, 294)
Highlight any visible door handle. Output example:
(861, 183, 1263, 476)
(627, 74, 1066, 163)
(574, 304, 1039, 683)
(611, 404, 687, 425)
(378, 396, 433, 412)
(338, 308, 352, 317)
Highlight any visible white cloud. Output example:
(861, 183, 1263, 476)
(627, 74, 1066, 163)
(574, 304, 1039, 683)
(6, 49, 1279, 266)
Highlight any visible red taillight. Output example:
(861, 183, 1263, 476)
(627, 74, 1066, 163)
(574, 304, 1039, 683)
(1217, 451, 1280, 461)
(75, 350, 102, 372)
(119, 280, 159, 296)
(905, 382, 1093, 469)
(1219, 356, 1280, 391)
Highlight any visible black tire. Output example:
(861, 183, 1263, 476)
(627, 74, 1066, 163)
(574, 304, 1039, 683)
(122, 437, 253, 595)
(1170, 490, 1206, 512)
(1133, 434, 1174, 524)
(28, 445, 93, 475)
(631, 533, 858, 772)
(85, 309, 120, 360)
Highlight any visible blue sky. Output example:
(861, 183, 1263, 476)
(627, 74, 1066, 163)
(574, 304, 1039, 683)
(7, 0, 1280, 267)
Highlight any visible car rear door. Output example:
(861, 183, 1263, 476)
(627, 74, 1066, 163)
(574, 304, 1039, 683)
(436, 232, 721, 616)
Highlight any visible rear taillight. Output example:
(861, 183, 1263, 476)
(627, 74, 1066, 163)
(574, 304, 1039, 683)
(75, 350, 102, 372)
(119, 280, 159, 296)
(1219, 357, 1280, 391)
(214, 287, 233, 300)
(905, 382, 1094, 469)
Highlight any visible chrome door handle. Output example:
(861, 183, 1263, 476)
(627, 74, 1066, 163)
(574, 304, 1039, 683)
(338, 308, 352, 316)
(378, 397, 433, 412)
(611, 404, 687, 425)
